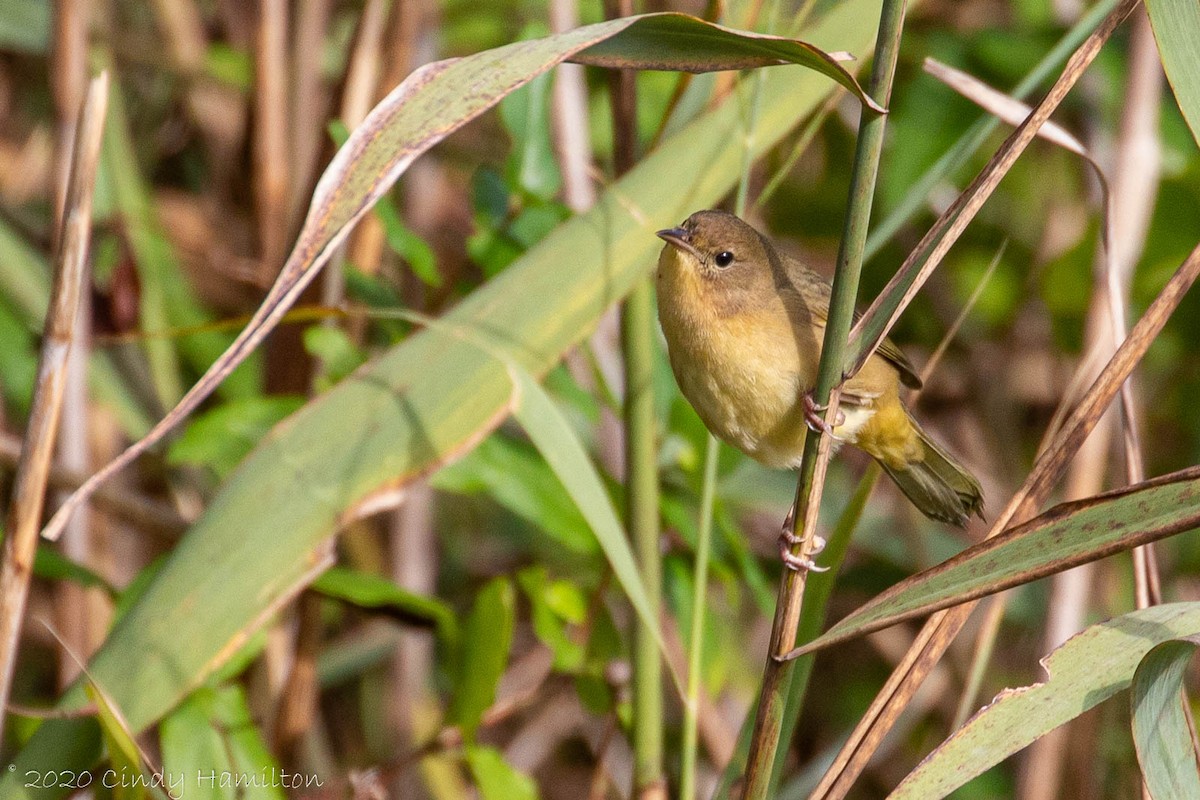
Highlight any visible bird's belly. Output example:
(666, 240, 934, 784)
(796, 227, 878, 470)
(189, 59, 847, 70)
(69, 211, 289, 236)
(667, 316, 818, 468)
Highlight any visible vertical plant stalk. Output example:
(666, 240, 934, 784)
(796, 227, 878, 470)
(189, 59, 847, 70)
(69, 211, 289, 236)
(741, 2, 906, 798)
(0, 72, 108, 751)
(603, 0, 663, 794)
(254, 0, 290, 279)
(679, 434, 720, 800)
(51, 0, 97, 689)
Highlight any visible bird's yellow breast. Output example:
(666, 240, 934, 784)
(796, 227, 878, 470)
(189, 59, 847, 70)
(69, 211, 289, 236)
(657, 248, 816, 467)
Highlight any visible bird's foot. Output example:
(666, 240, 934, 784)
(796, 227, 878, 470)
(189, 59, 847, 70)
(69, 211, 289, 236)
(778, 514, 828, 573)
(802, 393, 846, 439)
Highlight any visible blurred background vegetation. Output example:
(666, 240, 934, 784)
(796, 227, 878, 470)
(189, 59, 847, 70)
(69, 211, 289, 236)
(0, 0, 1197, 798)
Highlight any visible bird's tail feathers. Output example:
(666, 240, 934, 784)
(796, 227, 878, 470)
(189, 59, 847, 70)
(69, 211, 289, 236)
(877, 421, 984, 527)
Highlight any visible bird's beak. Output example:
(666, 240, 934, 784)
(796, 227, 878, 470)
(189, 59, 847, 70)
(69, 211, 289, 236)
(656, 227, 700, 260)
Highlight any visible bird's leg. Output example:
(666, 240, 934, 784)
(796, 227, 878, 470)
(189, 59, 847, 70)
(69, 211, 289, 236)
(802, 392, 846, 439)
(778, 502, 828, 573)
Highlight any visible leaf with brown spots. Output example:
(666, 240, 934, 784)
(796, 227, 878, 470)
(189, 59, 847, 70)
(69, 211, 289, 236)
(788, 465, 1200, 658)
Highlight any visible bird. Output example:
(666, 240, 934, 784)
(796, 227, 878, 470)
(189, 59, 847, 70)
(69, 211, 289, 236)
(655, 209, 983, 568)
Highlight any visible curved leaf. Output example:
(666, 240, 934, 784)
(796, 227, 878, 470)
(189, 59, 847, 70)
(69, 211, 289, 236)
(573, 14, 882, 112)
(890, 603, 1200, 799)
(1131, 638, 1200, 800)
(791, 465, 1200, 657)
(310, 567, 456, 642)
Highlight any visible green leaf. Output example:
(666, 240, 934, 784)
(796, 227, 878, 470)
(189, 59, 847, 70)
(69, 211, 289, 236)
(465, 745, 540, 800)
(303, 326, 369, 389)
(891, 603, 1200, 799)
(501, 69, 562, 199)
(0, 0, 49, 53)
(509, 368, 670, 676)
(374, 194, 441, 287)
(33, 548, 117, 596)
(311, 566, 456, 642)
(571, 14, 882, 111)
(167, 396, 306, 479)
(1131, 638, 1200, 800)
(101, 78, 260, 406)
(2, 5, 881, 791)
(793, 466, 1200, 657)
(518, 566, 587, 671)
(450, 577, 516, 741)
(1146, 0, 1200, 148)
(160, 685, 287, 800)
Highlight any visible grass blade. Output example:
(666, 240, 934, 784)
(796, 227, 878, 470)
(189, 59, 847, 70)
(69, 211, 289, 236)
(449, 577, 515, 742)
(843, 0, 1141, 381)
(790, 466, 1200, 657)
(511, 368, 674, 687)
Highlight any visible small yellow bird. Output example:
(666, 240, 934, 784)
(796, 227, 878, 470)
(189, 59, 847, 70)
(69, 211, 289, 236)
(656, 210, 983, 558)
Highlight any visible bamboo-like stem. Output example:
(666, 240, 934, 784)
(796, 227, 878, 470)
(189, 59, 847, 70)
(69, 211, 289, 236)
(603, 0, 663, 794)
(624, 254, 664, 799)
(741, 2, 906, 797)
(254, 0, 289, 279)
(52, 0, 96, 690)
(679, 434, 719, 800)
(0, 72, 108, 752)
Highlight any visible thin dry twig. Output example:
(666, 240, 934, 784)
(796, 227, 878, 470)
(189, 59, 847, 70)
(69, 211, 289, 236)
(0, 72, 109, 750)
(0, 435, 188, 538)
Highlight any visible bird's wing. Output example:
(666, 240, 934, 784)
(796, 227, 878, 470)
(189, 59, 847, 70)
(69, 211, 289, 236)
(784, 259, 924, 390)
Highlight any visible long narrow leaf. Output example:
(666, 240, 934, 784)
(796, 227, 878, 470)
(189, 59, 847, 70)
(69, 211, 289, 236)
(842, 0, 1140, 380)
(791, 465, 1200, 657)
(450, 578, 515, 741)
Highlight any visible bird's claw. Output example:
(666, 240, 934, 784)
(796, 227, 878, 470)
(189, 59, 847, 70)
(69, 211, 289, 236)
(802, 393, 846, 438)
(779, 514, 827, 572)
(779, 547, 830, 573)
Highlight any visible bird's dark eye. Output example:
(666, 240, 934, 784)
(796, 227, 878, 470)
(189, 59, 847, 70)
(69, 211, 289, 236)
(714, 251, 734, 268)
